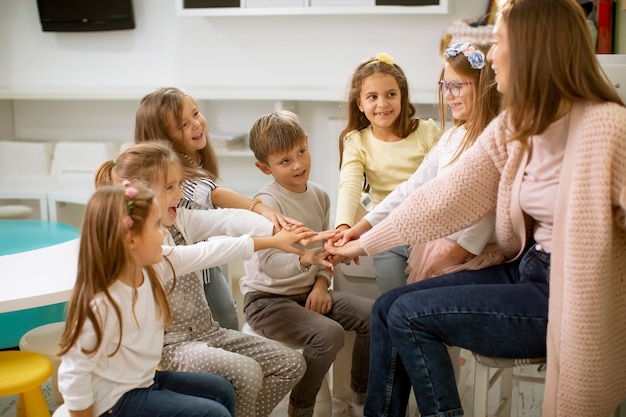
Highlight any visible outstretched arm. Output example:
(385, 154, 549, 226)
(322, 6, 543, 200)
(212, 187, 302, 230)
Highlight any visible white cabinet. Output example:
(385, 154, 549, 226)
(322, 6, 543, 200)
(177, 0, 448, 16)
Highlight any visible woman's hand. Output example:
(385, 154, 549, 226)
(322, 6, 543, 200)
(324, 238, 366, 260)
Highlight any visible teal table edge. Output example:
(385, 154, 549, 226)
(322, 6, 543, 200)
(0, 220, 77, 348)
(0, 219, 79, 255)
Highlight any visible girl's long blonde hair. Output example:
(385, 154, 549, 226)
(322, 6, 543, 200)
(438, 42, 501, 164)
(135, 87, 219, 180)
(58, 185, 172, 357)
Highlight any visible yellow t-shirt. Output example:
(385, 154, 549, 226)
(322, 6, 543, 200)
(335, 119, 440, 228)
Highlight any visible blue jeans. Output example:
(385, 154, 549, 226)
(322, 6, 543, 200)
(204, 266, 239, 330)
(103, 370, 236, 417)
(365, 244, 550, 417)
(373, 245, 409, 295)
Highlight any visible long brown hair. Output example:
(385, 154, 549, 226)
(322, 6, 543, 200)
(339, 54, 420, 168)
(498, 0, 623, 142)
(135, 87, 219, 180)
(58, 185, 172, 357)
(95, 141, 185, 189)
(438, 42, 501, 164)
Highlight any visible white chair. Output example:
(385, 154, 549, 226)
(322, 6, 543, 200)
(0, 140, 54, 176)
(19, 321, 66, 405)
(0, 140, 55, 219)
(472, 353, 546, 417)
(241, 322, 332, 417)
(0, 204, 33, 219)
(50, 141, 118, 177)
(331, 257, 378, 402)
(47, 141, 117, 222)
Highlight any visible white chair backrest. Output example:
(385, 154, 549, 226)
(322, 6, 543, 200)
(50, 141, 118, 177)
(0, 140, 54, 175)
(119, 142, 134, 152)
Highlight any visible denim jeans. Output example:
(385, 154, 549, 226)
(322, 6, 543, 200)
(365, 244, 550, 417)
(373, 245, 409, 295)
(103, 370, 236, 417)
(204, 266, 239, 330)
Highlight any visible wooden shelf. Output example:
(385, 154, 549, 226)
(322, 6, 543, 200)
(177, 0, 448, 17)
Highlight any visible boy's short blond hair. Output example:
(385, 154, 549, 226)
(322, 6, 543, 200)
(249, 110, 307, 164)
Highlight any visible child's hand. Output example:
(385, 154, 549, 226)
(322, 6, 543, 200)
(298, 229, 339, 247)
(257, 204, 303, 231)
(272, 226, 318, 255)
(305, 283, 333, 314)
(324, 252, 359, 267)
(301, 247, 334, 269)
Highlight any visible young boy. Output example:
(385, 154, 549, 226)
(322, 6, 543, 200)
(240, 110, 373, 417)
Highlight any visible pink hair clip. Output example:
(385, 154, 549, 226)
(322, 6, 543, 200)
(123, 215, 134, 229)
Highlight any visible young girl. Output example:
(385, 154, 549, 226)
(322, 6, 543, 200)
(337, 42, 503, 282)
(135, 86, 301, 330)
(335, 53, 440, 294)
(96, 141, 323, 417)
(57, 183, 236, 417)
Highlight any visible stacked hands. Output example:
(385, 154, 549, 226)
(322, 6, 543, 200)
(271, 213, 363, 272)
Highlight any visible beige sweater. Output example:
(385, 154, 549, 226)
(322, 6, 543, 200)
(362, 102, 626, 417)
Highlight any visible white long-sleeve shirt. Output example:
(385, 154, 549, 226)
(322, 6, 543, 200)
(59, 207, 273, 415)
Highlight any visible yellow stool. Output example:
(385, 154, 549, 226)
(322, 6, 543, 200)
(0, 350, 53, 417)
(20, 322, 65, 404)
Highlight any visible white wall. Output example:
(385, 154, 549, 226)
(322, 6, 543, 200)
(0, 0, 488, 209)
(0, 0, 486, 93)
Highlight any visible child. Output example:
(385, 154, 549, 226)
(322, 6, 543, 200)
(335, 53, 441, 294)
(135, 87, 300, 330)
(95, 140, 323, 417)
(336, 42, 503, 282)
(240, 110, 374, 417)
(57, 183, 236, 417)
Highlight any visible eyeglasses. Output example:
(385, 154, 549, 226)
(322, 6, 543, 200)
(439, 80, 473, 98)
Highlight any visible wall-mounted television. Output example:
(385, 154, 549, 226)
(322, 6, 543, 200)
(36, 0, 135, 32)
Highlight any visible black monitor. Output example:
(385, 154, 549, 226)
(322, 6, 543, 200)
(36, 0, 135, 32)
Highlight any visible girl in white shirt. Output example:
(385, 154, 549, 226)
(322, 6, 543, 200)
(58, 183, 236, 417)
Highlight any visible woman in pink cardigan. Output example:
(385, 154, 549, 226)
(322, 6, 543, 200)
(326, 0, 626, 416)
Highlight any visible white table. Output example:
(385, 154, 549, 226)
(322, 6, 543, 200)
(0, 238, 79, 313)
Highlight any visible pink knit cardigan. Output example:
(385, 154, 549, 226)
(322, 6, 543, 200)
(362, 102, 626, 417)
